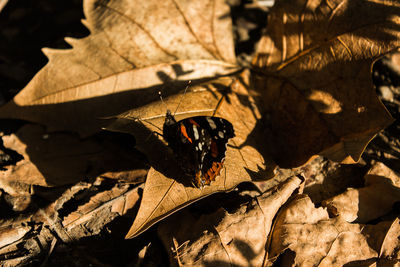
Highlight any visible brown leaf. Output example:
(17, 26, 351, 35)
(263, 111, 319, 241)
(0, 178, 141, 265)
(1, 124, 147, 187)
(31, 178, 141, 241)
(321, 162, 400, 223)
(0, 222, 31, 249)
(0, 0, 239, 136)
(158, 176, 304, 266)
(110, 76, 277, 238)
(379, 218, 400, 260)
(62, 182, 140, 235)
(252, 0, 398, 167)
(0, 179, 32, 211)
(268, 195, 384, 266)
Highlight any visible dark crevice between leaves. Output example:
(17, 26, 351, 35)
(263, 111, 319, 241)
(0, 0, 90, 102)
(45, 220, 168, 266)
(229, 0, 269, 66)
(0, 134, 24, 170)
(57, 179, 127, 221)
(364, 54, 400, 172)
(272, 249, 296, 267)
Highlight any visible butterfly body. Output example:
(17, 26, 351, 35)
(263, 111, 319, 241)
(163, 110, 234, 188)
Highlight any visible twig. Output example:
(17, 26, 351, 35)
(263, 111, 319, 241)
(40, 237, 57, 267)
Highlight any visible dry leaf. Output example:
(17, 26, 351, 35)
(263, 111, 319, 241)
(37, 178, 140, 240)
(0, 179, 32, 211)
(379, 218, 400, 260)
(252, 0, 398, 167)
(0, 222, 31, 249)
(0, 178, 141, 266)
(0, 0, 239, 136)
(109, 76, 277, 238)
(321, 162, 400, 223)
(268, 194, 397, 266)
(158, 176, 303, 266)
(1, 124, 147, 187)
(62, 183, 140, 235)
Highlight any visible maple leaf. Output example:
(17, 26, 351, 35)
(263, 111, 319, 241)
(251, 0, 399, 167)
(0, 0, 239, 137)
(107, 75, 277, 238)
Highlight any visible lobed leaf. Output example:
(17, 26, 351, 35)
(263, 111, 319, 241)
(107, 76, 277, 238)
(252, 0, 399, 167)
(0, 0, 239, 136)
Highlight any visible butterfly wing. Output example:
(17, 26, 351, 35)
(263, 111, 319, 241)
(181, 117, 235, 187)
(163, 115, 234, 188)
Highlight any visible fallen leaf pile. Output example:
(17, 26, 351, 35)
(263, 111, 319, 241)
(0, 0, 399, 265)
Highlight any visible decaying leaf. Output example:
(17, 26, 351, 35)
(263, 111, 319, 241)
(0, 0, 239, 137)
(62, 181, 140, 235)
(1, 124, 147, 187)
(0, 179, 32, 211)
(158, 175, 303, 266)
(268, 194, 399, 266)
(379, 218, 400, 261)
(321, 162, 400, 223)
(0, 177, 141, 266)
(113, 75, 277, 238)
(252, 0, 399, 167)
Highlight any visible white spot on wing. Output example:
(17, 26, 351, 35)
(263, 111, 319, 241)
(198, 142, 203, 150)
(207, 117, 217, 130)
(193, 125, 199, 140)
(218, 131, 224, 138)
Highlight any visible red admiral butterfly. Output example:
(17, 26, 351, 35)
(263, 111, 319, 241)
(163, 109, 235, 188)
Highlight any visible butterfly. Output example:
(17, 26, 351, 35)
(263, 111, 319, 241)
(163, 109, 235, 188)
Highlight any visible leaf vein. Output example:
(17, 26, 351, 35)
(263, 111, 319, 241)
(170, 0, 221, 60)
(97, 2, 178, 60)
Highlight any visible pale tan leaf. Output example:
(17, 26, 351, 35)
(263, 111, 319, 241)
(113, 76, 277, 238)
(158, 176, 304, 266)
(252, 0, 398, 167)
(0, 178, 141, 265)
(368, 161, 400, 186)
(321, 162, 400, 223)
(0, 179, 32, 212)
(0, 0, 238, 136)
(0, 224, 31, 249)
(268, 195, 379, 266)
(1, 124, 147, 187)
(379, 218, 400, 260)
(62, 184, 140, 235)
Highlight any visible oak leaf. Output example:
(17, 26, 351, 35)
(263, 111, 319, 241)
(252, 0, 399, 167)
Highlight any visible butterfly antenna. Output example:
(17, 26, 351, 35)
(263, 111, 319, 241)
(173, 81, 191, 115)
(158, 91, 170, 111)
